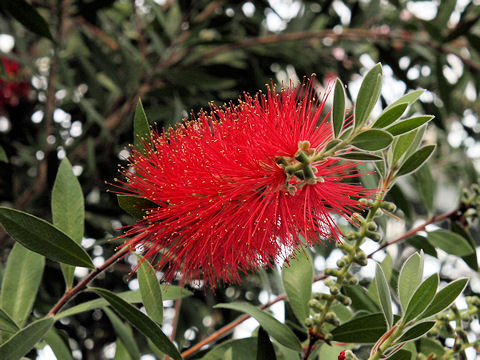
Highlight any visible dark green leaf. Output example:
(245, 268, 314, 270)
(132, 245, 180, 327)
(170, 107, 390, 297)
(215, 302, 302, 351)
(282, 249, 313, 326)
(104, 307, 140, 360)
(56, 286, 191, 319)
(0, 243, 45, 326)
(0, 146, 7, 163)
(325, 139, 342, 151)
(134, 99, 151, 154)
(392, 130, 418, 165)
(332, 79, 346, 137)
(138, 258, 163, 324)
(414, 164, 435, 213)
(202, 338, 257, 360)
(386, 116, 434, 136)
(399, 321, 435, 342)
(407, 235, 437, 257)
(403, 274, 438, 323)
(396, 145, 436, 177)
(91, 288, 181, 360)
(372, 102, 409, 128)
(355, 63, 383, 128)
(419, 338, 446, 358)
(398, 252, 423, 311)
(331, 313, 388, 343)
(44, 328, 74, 360)
(0, 317, 54, 359)
(386, 350, 412, 360)
(114, 339, 131, 360)
(2, 0, 53, 40)
(375, 263, 393, 328)
(451, 222, 478, 271)
(427, 230, 474, 257)
(257, 327, 277, 360)
(387, 90, 424, 110)
(0, 308, 20, 333)
(420, 278, 468, 319)
(351, 129, 393, 151)
(0, 207, 94, 268)
(117, 195, 158, 219)
(52, 158, 85, 289)
(336, 153, 383, 161)
(344, 285, 380, 313)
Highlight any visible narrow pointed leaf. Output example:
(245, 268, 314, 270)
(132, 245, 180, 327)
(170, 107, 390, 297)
(138, 258, 164, 324)
(91, 288, 181, 360)
(427, 230, 474, 257)
(0, 317, 54, 359)
(52, 157, 85, 289)
(0, 207, 94, 268)
(0, 145, 7, 162)
(399, 321, 436, 342)
(0, 308, 20, 333)
(355, 63, 382, 128)
(387, 90, 425, 109)
(2, 0, 53, 40)
(336, 152, 383, 161)
(398, 252, 424, 311)
(215, 302, 302, 351)
(403, 274, 438, 323)
(386, 116, 434, 136)
(202, 338, 257, 360)
(386, 350, 412, 360)
(351, 129, 393, 151)
(331, 313, 391, 343)
(396, 145, 435, 177)
(0, 243, 45, 326)
(114, 339, 131, 360)
(104, 307, 141, 360)
(117, 195, 158, 219)
(420, 278, 468, 319)
(282, 249, 313, 326)
(44, 328, 74, 360)
(332, 79, 346, 137)
(257, 327, 276, 360)
(375, 263, 393, 328)
(451, 222, 478, 271)
(392, 130, 418, 165)
(134, 99, 151, 154)
(372, 102, 409, 128)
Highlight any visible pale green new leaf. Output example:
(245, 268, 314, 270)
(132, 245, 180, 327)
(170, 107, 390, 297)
(375, 263, 393, 328)
(398, 252, 424, 311)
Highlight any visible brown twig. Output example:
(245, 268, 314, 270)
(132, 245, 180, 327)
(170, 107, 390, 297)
(47, 246, 130, 317)
(165, 277, 186, 360)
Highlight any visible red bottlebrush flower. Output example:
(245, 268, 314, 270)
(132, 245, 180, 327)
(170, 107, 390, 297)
(338, 350, 346, 360)
(0, 57, 30, 107)
(116, 77, 369, 287)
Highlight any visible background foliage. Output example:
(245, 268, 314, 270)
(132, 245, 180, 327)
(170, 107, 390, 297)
(0, 0, 479, 359)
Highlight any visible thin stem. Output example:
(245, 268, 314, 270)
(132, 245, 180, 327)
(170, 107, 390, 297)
(165, 277, 186, 360)
(47, 246, 130, 317)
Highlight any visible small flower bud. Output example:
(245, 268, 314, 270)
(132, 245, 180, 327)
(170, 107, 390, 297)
(304, 318, 314, 327)
(367, 221, 377, 231)
(330, 286, 340, 295)
(324, 333, 333, 341)
(380, 201, 396, 212)
(351, 212, 365, 223)
(366, 230, 382, 242)
(325, 311, 340, 326)
(344, 231, 358, 241)
(336, 259, 346, 268)
(338, 350, 346, 360)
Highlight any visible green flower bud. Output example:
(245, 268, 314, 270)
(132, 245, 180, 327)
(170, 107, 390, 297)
(366, 230, 382, 242)
(330, 286, 340, 295)
(344, 231, 358, 241)
(304, 318, 314, 327)
(325, 312, 340, 326)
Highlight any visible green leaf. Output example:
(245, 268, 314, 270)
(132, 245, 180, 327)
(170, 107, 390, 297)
(355, 63, 382, 128)
(375, 263, 393, 328)
(90, 288, 181, 360)
(202, 338, 257, 360)
(331, 313, 389, 343)
(396, 145, 435, 177)
(387, 90, 424, 110)
(332, 79, 346, 137)
(52, 158, 85, 289)
(215, 302, 302, 352)
(420, 278, 468, 319)
(257, 327, 276, 360)
(450, 222, 478, 271)
(407, 235, 437, 258)
(104, 307, 141, 360)
(138, 258, 163, 324)
(114, 339, 131, 360)
(44, 328, 74, 360)
(344, 286, 380, 313)
(386, 116, 434, 136)
(0, 308, 20, 333)
(427, 230, 474, 257)
(2, 0, 53, 40)
(419, 338, 445, 358)
(336, 152, 383, 161)
(372, 102, 409, 128)
(398, 252, 424, 311)
(414, 164, 435, 213)
(368, 254, 393, 306)
(0, 317, 54, 359)
(282, 249, 313, 326)
(386, 350, 412, 360)
(56, 286, 191, 319)
(0, 207, 94, 268)
(399, 321, 436, 342)
(351, 129, 393, 151)
(403, 274, 438, 324)
(0, 146, 7, 163)
(134, 99, 151, 154)
(0, 243, 45, 326)
(392, 130, 419, 165)
(117, 195, 158, 219)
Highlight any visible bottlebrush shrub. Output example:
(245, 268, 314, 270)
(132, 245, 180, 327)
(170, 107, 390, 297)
(0, 57, 30, 109)
(0, 64, 478, 360)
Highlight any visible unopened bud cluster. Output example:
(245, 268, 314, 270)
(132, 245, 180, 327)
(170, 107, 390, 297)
(461, 184, 480, 220)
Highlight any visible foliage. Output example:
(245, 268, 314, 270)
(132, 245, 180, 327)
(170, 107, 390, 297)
(0, 1, 479, 359)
